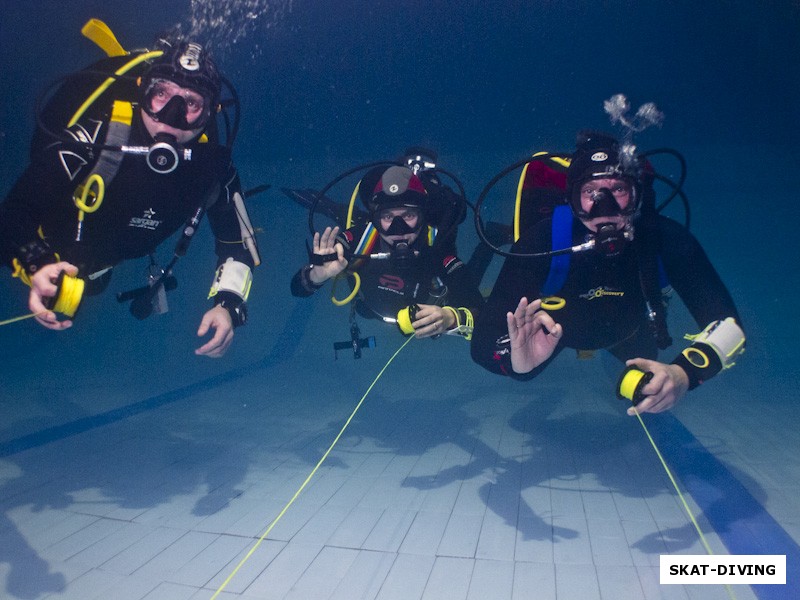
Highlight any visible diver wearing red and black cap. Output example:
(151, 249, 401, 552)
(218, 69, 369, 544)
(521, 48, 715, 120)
(292, 165, 483, 340)
(0, 23, 259, 357)
(471, 130, 745, 415)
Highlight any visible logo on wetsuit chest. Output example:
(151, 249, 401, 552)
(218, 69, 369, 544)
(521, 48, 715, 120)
(128, 208, 163, 231)
(580, 286, 625, 300)
(377, 274, 406, 295)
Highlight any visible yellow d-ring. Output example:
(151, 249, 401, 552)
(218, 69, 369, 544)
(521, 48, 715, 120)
(683, 346, 710, 369)
(541, 296, 566, 311)
(331, 271, 360, 306)
(74, 173, 105, 216)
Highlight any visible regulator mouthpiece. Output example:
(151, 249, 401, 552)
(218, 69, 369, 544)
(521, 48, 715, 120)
(594, 222, 631, 256)
(391, 241, 415, 269)
(146, 133, 184, 174)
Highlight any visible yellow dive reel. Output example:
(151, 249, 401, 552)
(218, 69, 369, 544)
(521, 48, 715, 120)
(396, 304, 418, 335)
(45, 271, 85, 318)
(616, 365, 654, 405)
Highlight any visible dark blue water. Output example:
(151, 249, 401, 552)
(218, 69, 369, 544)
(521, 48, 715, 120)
(3, 2, 799, 166)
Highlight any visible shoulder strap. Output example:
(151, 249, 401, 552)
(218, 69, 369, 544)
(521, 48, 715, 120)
(82, 100, 132, 186)
(353, 223, 379, 256)
(541, 204, 573, 295)
(71, 100, 133, 229)
(426, 224, 438, 246)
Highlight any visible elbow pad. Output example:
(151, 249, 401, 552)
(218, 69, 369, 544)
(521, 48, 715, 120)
(208, 258, 252, 302)
(672, 317, 746, 389)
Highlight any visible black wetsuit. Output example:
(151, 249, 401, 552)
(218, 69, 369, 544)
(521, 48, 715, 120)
(471, 214, 741, 379)
(0, 59, 253, 296)
(291, 224, 483, 324)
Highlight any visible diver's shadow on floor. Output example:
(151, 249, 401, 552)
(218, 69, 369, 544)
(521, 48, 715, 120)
(380, 384, 769, 552)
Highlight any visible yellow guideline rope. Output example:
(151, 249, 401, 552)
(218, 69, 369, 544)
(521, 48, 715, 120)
(0, 312, 47, 327)
(631, 406, 737, 600)
(210, 334, 415, 599)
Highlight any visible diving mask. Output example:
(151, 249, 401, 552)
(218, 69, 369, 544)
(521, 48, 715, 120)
(142, 78, 211, 131)
(574, 179, 637, 220)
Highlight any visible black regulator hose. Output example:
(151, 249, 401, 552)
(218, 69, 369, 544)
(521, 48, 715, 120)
(474, 148, 690, 259)
(34, 69, 140, 150)
(307, 161, 396, 237)
(424, 166, 472, 247)
(641, 147, 690, 229)
(473, 154, 574, 259)
(218, 75, 240, 150)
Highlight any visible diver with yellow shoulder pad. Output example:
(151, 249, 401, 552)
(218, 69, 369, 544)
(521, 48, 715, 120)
(0, 20, 260, 356)
(291, 162, 483, 356)
(471, 96, 745, 414)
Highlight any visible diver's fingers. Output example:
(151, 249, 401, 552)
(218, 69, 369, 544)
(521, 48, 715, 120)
(317, 227, 331, 250)
(506, 311, 518, 341)
(411, 304, 434, 321)
(195, 315, 234, 357)
(30, 303, 70, 330)
(524, 298, 543, 317)
(511, 297, 530, 329)
(59, 262, 80, 277)
(28, 285, 68, 330)
(32, 308, 69, 330)
(515, 297, 548, 331)
(319, 226, 339, 250)
(414, 318, 442, 338)
(530, 310, 559, 334)
(195, 328, 233, 357)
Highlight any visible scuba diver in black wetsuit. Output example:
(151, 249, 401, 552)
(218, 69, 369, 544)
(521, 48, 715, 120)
(291, 165, 482, 345)
(470, 128, 746, 415)
(0, 20, 260, 357)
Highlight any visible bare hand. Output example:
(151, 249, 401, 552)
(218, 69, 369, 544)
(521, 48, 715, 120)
(309, 226, 348, 284)
(624, 358, 690, 415)
(507, 297, 562, 374)
(29, 262, 79, 330)
(195, 305, 234, 357)
(411, 304, 456, 339)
